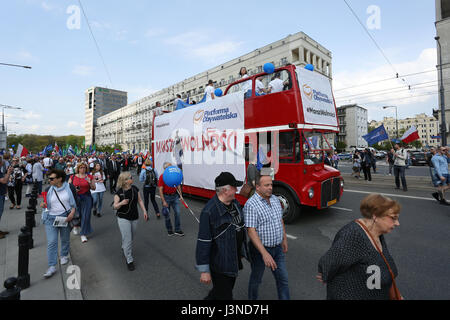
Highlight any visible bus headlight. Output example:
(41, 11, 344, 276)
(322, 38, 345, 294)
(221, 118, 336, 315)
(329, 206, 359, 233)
(308, 188, 314, 199)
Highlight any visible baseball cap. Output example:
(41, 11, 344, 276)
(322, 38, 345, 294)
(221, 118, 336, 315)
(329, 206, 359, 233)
(215, 172, 243, 188)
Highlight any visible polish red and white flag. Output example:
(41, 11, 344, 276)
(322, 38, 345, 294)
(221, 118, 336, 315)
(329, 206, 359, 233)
(15, 144, 29, 157)
(401, 126, 420, 144)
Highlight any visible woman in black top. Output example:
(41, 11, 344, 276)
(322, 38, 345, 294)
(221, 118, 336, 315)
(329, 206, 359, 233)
(317, 194, 402, 300)
(113, 171, 148, 271)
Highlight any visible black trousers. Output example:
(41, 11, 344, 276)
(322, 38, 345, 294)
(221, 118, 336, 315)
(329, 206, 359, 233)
(204, 271, 237, 300)
(143, 186, 160, 214)
(363, 166, 372, 181)
(8, 182, 23, 206)
(109, 174, 119, 192)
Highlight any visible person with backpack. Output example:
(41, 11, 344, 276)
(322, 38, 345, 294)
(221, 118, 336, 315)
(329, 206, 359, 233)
(139, 159, 161, 219)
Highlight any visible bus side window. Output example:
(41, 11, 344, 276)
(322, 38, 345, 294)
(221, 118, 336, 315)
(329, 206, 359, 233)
(279, 131, 294, 163)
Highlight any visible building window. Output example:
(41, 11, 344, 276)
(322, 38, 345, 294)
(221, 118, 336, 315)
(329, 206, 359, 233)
(442, 0, 450, 19)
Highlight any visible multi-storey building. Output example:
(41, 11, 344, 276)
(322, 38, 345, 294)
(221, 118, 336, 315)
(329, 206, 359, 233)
(94, 31, 333, 152)
(435, 0, 450, 144)
(369, 113, 440, 147)
(85, 87, 127, 146)
(337, 104, 368, 150)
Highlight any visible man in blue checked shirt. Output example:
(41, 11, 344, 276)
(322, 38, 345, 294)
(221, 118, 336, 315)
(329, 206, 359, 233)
(243, 174, 290, 300)
(431, 146, 450, 206)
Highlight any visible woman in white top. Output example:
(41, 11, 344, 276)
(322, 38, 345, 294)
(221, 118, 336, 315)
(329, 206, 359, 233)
(91, 163, 106, 217)
(40, 169, 77, 278)
(239, 67, 252, 95)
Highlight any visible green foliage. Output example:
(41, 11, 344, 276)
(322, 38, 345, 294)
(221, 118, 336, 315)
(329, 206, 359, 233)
(336, 141, 347, 152)
(7, 134, 84, 153)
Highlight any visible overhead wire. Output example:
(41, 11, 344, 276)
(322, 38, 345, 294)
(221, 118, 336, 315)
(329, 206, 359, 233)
(77, 0, 113, 87)
(334, 78, 450, 101)
(342, 0, 410, 90)
(333, 68, 446, 92)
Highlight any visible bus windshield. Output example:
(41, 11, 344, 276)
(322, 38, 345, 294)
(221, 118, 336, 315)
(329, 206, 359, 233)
(302, 131, 332, 165)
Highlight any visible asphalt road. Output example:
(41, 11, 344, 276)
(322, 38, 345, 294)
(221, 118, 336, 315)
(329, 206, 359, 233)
(70, 171, 450, 300)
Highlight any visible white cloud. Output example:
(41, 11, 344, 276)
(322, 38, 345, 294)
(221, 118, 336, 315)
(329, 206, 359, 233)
(41, 1, 54, 11)
(114, 30, 128, 41)
(67, 121, 83, 129)
(72, 65, 94, 76)
(333, 48, 438, 120)
(23, 111, 42, 120)
(164, 31, 244, 64)
(145, 28, 166, 38)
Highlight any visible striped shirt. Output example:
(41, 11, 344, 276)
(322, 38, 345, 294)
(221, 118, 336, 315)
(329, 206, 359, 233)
(243, 192, 284, 247)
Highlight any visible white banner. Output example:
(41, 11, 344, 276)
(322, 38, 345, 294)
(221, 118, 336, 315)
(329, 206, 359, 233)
(153, 92, 246, 191)
(297, 67, 338, 128)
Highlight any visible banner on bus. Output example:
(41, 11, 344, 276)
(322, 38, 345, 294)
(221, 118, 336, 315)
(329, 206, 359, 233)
(153, 92, 246, 191)
(296, 67, 338, 128)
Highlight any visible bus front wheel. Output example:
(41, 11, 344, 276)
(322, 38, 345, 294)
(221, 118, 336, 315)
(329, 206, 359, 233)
(273, 187, 300, 224)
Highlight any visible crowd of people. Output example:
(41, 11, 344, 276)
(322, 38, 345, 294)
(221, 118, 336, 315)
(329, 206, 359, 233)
(0, 141, 448, 299)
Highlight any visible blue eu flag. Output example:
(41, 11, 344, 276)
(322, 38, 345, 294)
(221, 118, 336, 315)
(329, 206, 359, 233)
(363, 125, 389, 146)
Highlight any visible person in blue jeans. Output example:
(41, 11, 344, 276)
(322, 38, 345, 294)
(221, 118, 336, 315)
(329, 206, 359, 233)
(243, 174, 290, 300)
(139, 159, 161, 219)
(158, 162, 184, 236)
(40, 169, 77, 278)
(0, 161, 13, 239)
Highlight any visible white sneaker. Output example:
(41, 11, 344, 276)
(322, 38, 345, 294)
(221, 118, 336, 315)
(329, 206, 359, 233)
(73, 227, 79, 235)
(81, 235, 88, 243)
(44, 266, 57, 278)
(60, 256, 69, 265)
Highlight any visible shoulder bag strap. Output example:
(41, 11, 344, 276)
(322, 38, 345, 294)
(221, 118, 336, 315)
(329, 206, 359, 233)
(355, 220, 400, 299)
(53, 189, 68, 212)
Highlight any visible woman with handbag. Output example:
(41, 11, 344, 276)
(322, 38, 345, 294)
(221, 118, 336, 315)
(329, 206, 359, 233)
(69, 162, 96, 243)
(40, 169, 77, 278)
(317, 194, 403, 300)
(113, 171, 148, 271)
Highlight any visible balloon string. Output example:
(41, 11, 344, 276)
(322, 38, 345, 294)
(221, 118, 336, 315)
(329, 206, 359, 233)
(176, 188, 200, 223)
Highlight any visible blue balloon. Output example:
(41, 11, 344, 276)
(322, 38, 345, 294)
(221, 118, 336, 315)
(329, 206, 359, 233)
(305, 64, 314, 71)
(263, 63, 275, 74)
(12, 145, 15, 148)
(163, 166, 183, 187)
(214, 88, 223, 97)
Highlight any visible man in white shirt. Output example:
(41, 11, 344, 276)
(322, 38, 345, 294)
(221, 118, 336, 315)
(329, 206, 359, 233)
(255, 77, 267, 95)
(43, 155, 52, 184)
(268, 73, 284, 94)
(205, 80, 215, 102)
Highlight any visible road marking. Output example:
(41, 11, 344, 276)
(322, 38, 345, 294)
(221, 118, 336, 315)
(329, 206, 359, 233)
(286, 234, 297, 240)
(330, 206, 353, 212)
(345, 189, 435, 201)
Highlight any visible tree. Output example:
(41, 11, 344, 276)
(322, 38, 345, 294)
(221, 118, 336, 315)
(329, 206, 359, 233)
(336, 141, 347, 152)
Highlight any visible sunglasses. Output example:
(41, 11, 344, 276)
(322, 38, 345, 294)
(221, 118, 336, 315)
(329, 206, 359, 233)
(49, 177, 58, 181)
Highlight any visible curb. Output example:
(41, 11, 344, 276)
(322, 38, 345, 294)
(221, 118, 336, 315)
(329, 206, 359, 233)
(59, 252, 83, 300)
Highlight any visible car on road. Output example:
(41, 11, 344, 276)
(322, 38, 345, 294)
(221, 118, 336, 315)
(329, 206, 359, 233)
(375, 151, 387, 160)
(410, 151, 427, 166)
(338, 153, 352, 160)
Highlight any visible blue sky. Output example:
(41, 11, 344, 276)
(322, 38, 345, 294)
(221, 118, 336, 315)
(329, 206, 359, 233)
(0, 0, 438, 136)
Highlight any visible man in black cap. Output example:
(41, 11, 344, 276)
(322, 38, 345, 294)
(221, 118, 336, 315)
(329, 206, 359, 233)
(195, 172, 249, 300)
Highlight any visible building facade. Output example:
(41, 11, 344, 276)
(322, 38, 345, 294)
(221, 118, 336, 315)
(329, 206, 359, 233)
(436, 0, 450, 144)
(369, 113, 440, 147)
(337, 104, 368, 150)
(94, 31, 333, 152)
(85, 87, 127, 146)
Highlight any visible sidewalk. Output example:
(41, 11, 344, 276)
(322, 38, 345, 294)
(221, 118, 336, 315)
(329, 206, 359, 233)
(0, 192, 82, 300)
(342, 172, 435, 191)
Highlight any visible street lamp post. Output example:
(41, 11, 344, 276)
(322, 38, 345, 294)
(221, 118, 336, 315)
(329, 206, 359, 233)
(0, 63, 32, 69)
(0, 105, 22, 132)
(435, 36, 447, 146)
(383, 106, 398, 139)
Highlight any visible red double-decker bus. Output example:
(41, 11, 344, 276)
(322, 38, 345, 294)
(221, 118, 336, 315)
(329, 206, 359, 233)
(153, 64, 343, 223)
